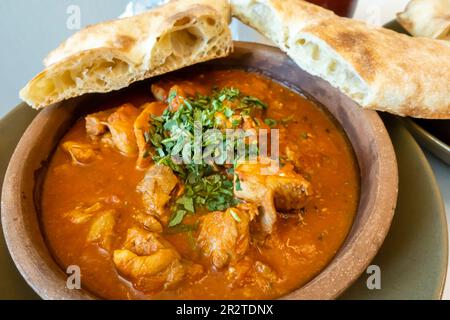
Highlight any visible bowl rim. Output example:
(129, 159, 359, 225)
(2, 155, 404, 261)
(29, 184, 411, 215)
(1, 41, 398, 300)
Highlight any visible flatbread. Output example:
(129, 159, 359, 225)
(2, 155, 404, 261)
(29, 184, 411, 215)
(231, 0, 450, 119)
(20, 0, 232, 109)
(397, 0, 450, 40)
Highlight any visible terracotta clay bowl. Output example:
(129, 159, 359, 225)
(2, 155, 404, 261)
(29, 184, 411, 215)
(1, 42, 398, 300)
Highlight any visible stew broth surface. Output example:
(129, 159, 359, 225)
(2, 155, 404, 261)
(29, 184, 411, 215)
(41, 70, 359, 299)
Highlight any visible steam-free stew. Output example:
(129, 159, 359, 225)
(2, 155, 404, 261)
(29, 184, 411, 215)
(41, 70, 359, 299)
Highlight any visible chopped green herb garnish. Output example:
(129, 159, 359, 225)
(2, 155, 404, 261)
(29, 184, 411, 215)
(176, 196, 195, 213)
(224, 107, 234, 118)
(231, 118, 242, 128)
(229, 209, 242, 222)
(168, 89, 178, 104)
(164, 222, 199, 234)
(169, 209, 187, 227)
(234, 94, 268, 116)
(145, 87, 267, 226)
(264, 118, 278, 128)
(235, 174, 242, 192)
(241, 96, 268, 110)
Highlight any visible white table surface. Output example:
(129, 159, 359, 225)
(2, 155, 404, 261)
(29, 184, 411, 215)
(0, 0, 448, 300)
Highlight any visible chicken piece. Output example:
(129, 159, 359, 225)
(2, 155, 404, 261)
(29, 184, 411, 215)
(133, 212, 163, 233)
(99, 132, 114, 148)
(114, 249, 177, 277)
(124, 228, 204, 283)
(226, 257, 253, 287)
(167, 84, 200, 111)
(84, 105, 139, 155)
(151, 84, 168, 102)
(86, 209, 118, 252)
(62, 141, 98, 165)
(134, 102, 167, 169)
(105, 103, 140, 155)
(197, 204, 258, 269)
(234, 158, 312, 234)
(123, 227, 169, 256)
(114, 227, 186, 292)
(113, 249, 184, 291)
(254, 261, 278, 284)
(64, 202, 104, 224)
(85, 110, 113, 138)
(135, 257, 186, 291)
(227, 258, 279, 292)
(183, 262, 205, 282)
(137, 164, 180, 223)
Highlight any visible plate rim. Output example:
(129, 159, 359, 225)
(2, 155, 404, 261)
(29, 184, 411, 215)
(340, 115, 448, 300)
(391, 115, 448, 299)
(407, 116, 449, 299)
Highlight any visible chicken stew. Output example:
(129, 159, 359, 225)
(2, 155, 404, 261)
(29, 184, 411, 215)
(41, 70, 359, 299)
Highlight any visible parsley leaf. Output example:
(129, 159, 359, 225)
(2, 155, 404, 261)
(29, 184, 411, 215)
(264, 118, 278, 128)
(169, 210, 187, 227)
(229, 208, 242, 222)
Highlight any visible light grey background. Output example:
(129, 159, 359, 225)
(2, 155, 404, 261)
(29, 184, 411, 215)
(0, 0, 129, 117)
(0, 0, 448, 299)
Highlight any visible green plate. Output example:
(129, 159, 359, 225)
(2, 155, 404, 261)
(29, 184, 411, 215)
(0, 106, 447, 300)
(340, 115, 448, 300)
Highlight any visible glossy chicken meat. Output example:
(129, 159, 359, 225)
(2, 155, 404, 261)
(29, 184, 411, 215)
(64, 202, 104, 224)
(227, 258, 279, 293)
(85, 103, 140, 156)
(114, 249, 184, 292)
(86, 210, 118, 252)
(234, 159, 312, 234)
(123, 227, 169, 255)
(137, 164, 180, 224)
(62, 141, 99, 165)
(113, 227, 201, 292)
(85, 110, 111, 137)
(197, 204, 258, 269)
(105, 104, 140, 155)
(133, 211, 163, 233)
(64, 203, 117, 252)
